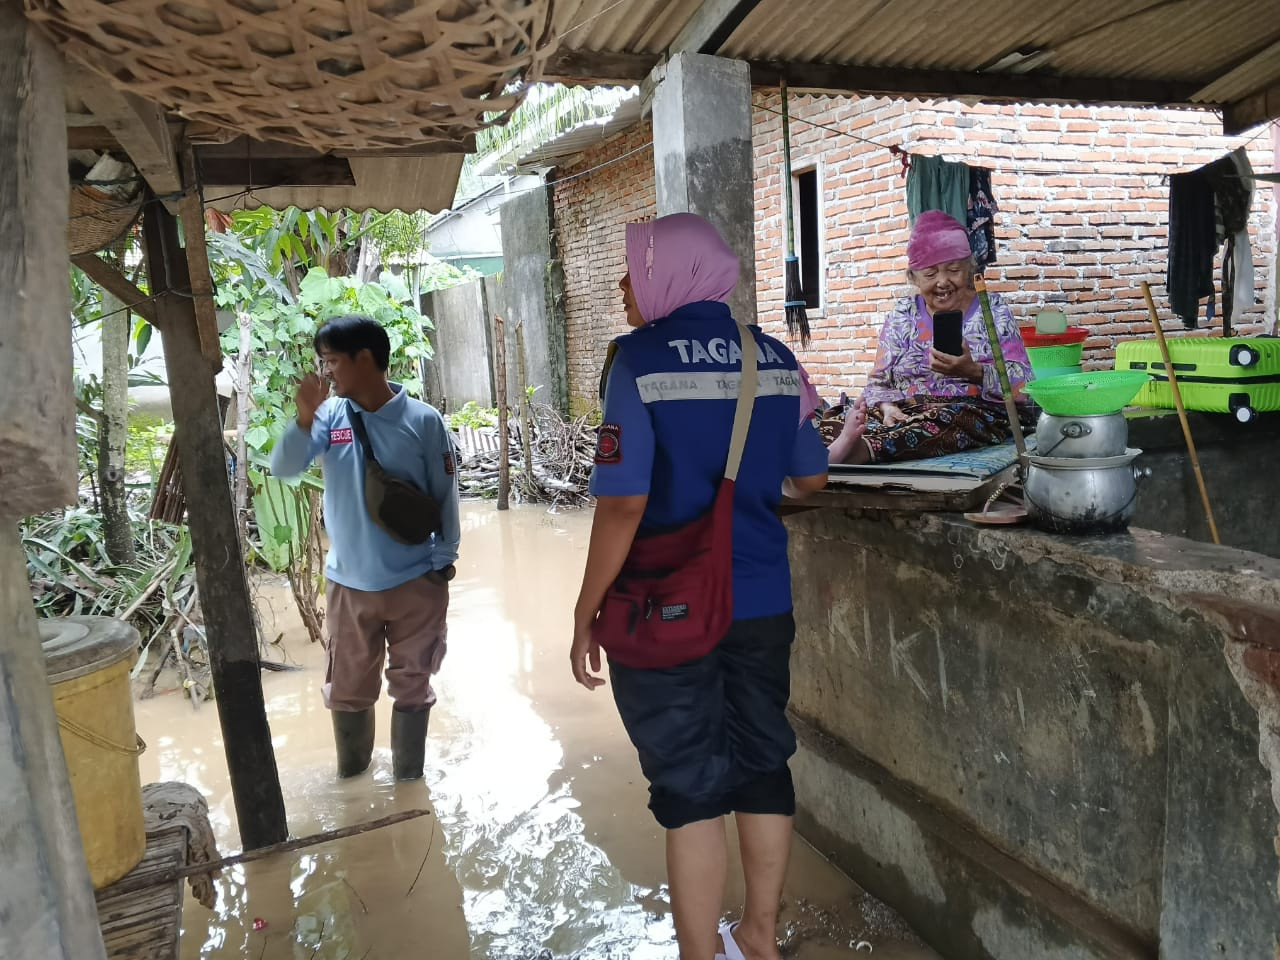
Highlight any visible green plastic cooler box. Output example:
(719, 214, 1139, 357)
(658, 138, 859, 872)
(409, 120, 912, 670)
(1115, 337, 1280, 422)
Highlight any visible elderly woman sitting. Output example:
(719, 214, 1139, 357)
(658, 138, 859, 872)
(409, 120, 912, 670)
(828, 211, 1034, 466)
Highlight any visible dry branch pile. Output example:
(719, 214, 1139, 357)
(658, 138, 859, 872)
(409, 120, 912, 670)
(456, 402, 596, 508)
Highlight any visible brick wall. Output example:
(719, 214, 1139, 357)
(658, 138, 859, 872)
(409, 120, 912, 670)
(548, 94, 1277, 412)
(551, 122, 655, 415)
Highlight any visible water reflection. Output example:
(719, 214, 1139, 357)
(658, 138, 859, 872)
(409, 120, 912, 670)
(134, 503, 935, 959)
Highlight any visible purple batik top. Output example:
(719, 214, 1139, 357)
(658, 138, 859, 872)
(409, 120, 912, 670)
(861, 293, 1031, 408)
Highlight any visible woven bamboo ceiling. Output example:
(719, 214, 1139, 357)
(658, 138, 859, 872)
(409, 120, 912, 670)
(542, 0, 1280, 134)
(44, 0, 557, 213)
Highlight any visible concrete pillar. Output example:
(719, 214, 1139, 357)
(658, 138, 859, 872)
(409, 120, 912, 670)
(0, 11, 107, 958)
(650, 52, 758, 325)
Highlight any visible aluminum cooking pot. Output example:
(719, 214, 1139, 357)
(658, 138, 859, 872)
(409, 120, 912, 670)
(1033, 412, 1128, 459)
(1024, 448, 1151, 535)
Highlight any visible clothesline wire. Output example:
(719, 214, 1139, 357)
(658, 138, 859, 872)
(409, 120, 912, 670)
(560, 0, 632, 37)
(756, 103, 1274, 179)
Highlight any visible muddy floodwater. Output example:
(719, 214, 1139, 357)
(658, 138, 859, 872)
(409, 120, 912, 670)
(135, 503, 939, 960)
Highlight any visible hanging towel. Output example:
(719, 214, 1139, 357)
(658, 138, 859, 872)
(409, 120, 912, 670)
(1167, 167, 1217, 328)
(907, 155, 969, 227)
(907, 155, 999, 267)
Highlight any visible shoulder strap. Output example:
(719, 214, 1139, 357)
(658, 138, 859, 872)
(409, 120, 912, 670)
(724, 323, 757, 482)
(598, 340, 620, 402)
(346, 404, 380, 468)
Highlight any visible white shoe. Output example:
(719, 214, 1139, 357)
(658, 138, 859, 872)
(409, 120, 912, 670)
(718, 921, 747, 960)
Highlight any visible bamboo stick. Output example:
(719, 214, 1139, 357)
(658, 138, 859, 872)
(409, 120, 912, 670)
(105, 808, 432, 898)
(1140, 282, 1220, 545)
(972, 275, 1027, 458)
(493, 314, 511, 511)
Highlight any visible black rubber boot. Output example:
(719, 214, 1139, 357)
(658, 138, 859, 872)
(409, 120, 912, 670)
(391, 706, 429, 781)
(332, 708, 375, 778)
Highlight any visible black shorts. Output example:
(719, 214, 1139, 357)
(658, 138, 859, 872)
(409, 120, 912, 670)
(609, 613, 797, 830)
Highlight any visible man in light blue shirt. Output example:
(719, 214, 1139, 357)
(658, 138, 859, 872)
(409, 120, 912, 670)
(271, 315, 460, 781)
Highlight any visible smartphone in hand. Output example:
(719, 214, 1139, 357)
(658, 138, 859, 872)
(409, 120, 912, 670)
(933, 311, 964, 356)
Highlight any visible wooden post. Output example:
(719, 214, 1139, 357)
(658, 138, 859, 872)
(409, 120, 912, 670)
(0, 7, 107, 958)
(142, 199, 288, 850)
(514, 321, 535, 497)
(493, 315, 511, 511)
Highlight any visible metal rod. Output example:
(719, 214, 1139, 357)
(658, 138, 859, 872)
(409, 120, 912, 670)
(1141, 282, 1220, 545)
(973, 275, 1027, 459)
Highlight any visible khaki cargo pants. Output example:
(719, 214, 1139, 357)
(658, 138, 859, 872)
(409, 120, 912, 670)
(323, 573, 449, 712)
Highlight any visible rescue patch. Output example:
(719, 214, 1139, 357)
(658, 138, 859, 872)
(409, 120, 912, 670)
(443, 451, 457, 476)
(594, 423, 622, 465)
(330, 427, 354, 445)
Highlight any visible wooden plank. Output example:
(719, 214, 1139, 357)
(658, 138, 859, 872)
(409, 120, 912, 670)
(69, 65, 181, 197)
(142, 200, 288, 851)
(66, 125, 121, 151)
(177, 148, 222, 368)
(197, 156, 356, 187)
(670, 0, 765, 55)
(541, 48, 662, 85)
(71, 254, 161, 328)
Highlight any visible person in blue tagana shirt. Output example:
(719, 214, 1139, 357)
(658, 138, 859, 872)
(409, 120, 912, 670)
(571, 214, 829, 960)
(271, 314, 460, 782)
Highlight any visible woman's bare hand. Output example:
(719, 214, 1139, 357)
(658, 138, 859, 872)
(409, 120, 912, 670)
(570, 623, 605, 691)
(880, 402, 909, 426)
(929, 344, 983, 383)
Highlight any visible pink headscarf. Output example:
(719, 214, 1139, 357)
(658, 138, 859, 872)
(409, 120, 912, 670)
(906, 210, 972, 271)
(625, 213, 739, 324)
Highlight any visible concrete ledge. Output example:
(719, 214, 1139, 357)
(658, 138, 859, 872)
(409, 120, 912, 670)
(791, 714, 1152, 959)
(786, 509, 1280, 959)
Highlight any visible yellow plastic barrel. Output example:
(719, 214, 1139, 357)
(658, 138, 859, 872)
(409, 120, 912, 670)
(40, 615, 147, 889)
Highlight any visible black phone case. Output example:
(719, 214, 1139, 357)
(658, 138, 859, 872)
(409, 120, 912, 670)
(933, 312, 964, 356)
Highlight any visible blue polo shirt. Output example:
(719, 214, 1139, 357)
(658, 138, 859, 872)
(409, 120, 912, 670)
(589, 301, 828, 620)
(269, 385, 461, 592)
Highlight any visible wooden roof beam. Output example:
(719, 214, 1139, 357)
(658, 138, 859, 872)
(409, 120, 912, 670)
(542, 48, 661, 86)
(1223, 84, 1280, 135)
(748, 61, 1206, 108)
(542, 49, 1208, 110)
(71, 253, 161, 328)
(68, 66, 181, 197)
(670, 0, 766, 55)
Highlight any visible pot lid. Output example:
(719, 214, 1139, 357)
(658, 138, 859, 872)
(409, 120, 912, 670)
(41, 616, 138, 684)
(1027, 447, 1143, 470)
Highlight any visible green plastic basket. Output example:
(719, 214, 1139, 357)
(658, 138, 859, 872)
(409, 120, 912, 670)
(1026, 342, 1085, 370)
(1024, 371, 1151, 416)
(1030, 364, 1082, 381)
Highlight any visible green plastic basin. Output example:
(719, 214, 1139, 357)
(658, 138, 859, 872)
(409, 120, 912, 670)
(1024, 371, 1151, 416)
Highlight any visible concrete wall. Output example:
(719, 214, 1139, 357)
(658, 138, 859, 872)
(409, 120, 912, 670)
(499, 186, 569, 414)
(422, 280, 494, 411)
(784, 509, 1280, 959)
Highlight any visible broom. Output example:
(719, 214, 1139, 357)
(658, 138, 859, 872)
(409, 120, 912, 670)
(780, 78, 810, 345)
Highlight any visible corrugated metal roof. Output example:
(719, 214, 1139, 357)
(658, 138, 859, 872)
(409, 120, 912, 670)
(551, 0, 1280, 119)
(203, 154, 465, 214)
(516, 92, 644, 168)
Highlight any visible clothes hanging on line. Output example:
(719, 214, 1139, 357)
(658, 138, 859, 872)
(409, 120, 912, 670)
(1167, 147, 1255, 331)
(1166, 166, 1217, 328)
(906, 154, 1000, 267)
